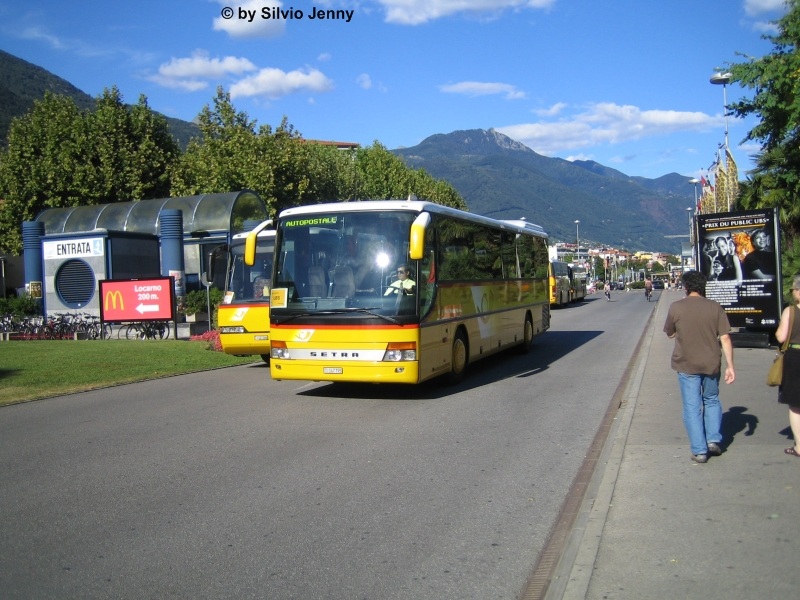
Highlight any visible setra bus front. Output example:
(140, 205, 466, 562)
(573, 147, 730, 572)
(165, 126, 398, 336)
(265, 206, 423, 383)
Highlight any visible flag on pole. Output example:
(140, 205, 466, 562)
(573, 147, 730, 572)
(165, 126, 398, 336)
(725, 147, 739, 209)
(714, 160, 727, 212)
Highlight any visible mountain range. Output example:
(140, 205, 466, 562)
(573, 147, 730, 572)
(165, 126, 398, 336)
(393, 129, 694, 253)
(0, 49, 200, 150)
(1, 50, 692, 253)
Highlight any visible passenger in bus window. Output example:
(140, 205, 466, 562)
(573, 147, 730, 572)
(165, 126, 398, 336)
(385, 264, 416, 295)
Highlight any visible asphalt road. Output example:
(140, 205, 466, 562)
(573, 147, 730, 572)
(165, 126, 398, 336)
(0, 288, 658, 600)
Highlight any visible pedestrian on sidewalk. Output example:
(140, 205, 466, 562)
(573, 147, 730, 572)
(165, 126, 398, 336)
(663, 270, 735, 464)
(775, 273, 800, 457)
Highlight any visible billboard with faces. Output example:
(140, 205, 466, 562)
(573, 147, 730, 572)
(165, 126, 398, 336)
(695, 208, 781, 329)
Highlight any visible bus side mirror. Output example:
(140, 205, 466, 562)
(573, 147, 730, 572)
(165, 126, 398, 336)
(244, 233, 257, 266)
(206, 245, 226, 282)
(244, 219, 273, 267)
(409, 212, 430, 260)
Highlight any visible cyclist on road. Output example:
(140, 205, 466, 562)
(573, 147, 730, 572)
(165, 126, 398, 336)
(645, 277, 654, 301)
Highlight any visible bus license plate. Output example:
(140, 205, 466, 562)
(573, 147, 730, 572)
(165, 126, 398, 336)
(323, 367, 343, 374)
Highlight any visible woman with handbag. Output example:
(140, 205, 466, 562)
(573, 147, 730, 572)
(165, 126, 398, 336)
(776, 273, 800, 457)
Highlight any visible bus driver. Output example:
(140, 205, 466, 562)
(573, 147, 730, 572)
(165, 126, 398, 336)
(385, 264, 416, 295)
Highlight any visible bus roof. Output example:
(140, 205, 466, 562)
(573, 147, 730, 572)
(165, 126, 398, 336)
(277, 200, 548, 238)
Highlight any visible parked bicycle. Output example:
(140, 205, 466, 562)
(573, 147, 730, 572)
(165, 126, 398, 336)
(2, 312, 112, 340)
(118, 321, 171, 340)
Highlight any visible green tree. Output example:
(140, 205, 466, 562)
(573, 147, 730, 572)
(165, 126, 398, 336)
(170, 87, 275, 201)
(171, 90, 467, 216)
(351, 142, 467, 209)
(170, 89, 351, 216)
(88, 87, 178, 202)
(0, 92, 87, 253)
(0, 88, 179, 254)
(726, 0, 800, 288)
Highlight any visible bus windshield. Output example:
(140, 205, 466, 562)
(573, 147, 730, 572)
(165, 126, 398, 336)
(225, 237, 274, 303)
(272, 211, 418, 317)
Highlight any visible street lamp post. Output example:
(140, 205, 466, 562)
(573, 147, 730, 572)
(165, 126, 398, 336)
(689, 178, 699, 211)
(574, 220, 580, 264)
(686, 207, 695, 271)
(710, 72, 732, 149)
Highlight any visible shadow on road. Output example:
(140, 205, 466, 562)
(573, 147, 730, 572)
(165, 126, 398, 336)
(298, 329, 603, 400)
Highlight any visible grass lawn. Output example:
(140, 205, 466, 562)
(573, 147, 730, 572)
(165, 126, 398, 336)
(0, 339, 259, 406)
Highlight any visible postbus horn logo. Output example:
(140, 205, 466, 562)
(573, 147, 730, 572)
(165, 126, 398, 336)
(104, 289, 124, 311)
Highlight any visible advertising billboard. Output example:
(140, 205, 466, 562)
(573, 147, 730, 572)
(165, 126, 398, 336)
(99, 277, 175, 322)
(695, 208, 782, 329)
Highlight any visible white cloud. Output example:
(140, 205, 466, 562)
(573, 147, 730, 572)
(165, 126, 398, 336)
(533, 102, 567, 117)
(356, 73, 388, 93)
(230, 67, 334, 99)
(751, 19, 780, 34)
(440, 81, 525, 100)
(18, 26, 122, 59)
(149, 50, 257, 91)
(148, 76, 209, 92)
(743, 0, 786, 16)
(744, 0, 788, 32)
(212, 0, 286, 38)
(496, 103, 724, 155)
(564, 153, 593, 162)
(149, 50, 333, 99)
(19, 27, 66, 50)
(158, 51, 256, 78)
(376, 0, 555, 25)
(357, 73, 373, 89)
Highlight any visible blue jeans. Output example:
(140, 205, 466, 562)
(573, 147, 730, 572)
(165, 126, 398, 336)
(677, 372, 723, 455)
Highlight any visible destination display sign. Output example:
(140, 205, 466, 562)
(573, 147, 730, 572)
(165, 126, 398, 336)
(99, 277, 175, 322)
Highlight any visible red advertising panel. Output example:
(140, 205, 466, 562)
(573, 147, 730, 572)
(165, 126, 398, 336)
(100, 277, 174, 322)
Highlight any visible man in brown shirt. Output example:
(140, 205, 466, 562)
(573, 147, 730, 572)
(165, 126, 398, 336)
(663, 270, 735, 463)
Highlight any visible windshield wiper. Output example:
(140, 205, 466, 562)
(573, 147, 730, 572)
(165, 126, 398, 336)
(345, 307, 400, 324)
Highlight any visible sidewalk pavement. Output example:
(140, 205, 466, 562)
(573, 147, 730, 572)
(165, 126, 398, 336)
(547, 290, 800, 599)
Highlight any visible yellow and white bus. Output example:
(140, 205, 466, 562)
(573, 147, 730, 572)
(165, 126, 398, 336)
(550, 261, 586, 306)
(570, 265, 588, 302)
(550, 260, 572, 306)
(215, 220, 275, 363)
(249, 200, 551, 384)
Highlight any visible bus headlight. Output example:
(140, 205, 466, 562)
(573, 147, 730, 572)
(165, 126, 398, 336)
(382, 342, 416, 362)
(271, 340, 290, 359)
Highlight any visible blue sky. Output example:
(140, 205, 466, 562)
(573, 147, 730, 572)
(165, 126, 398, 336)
(0, 0, 789, 182)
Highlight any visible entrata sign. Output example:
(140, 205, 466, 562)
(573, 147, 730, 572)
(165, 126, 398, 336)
(100, 277, 175, 322)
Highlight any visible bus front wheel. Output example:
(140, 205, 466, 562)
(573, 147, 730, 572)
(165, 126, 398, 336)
(446, 330, 468, 385)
